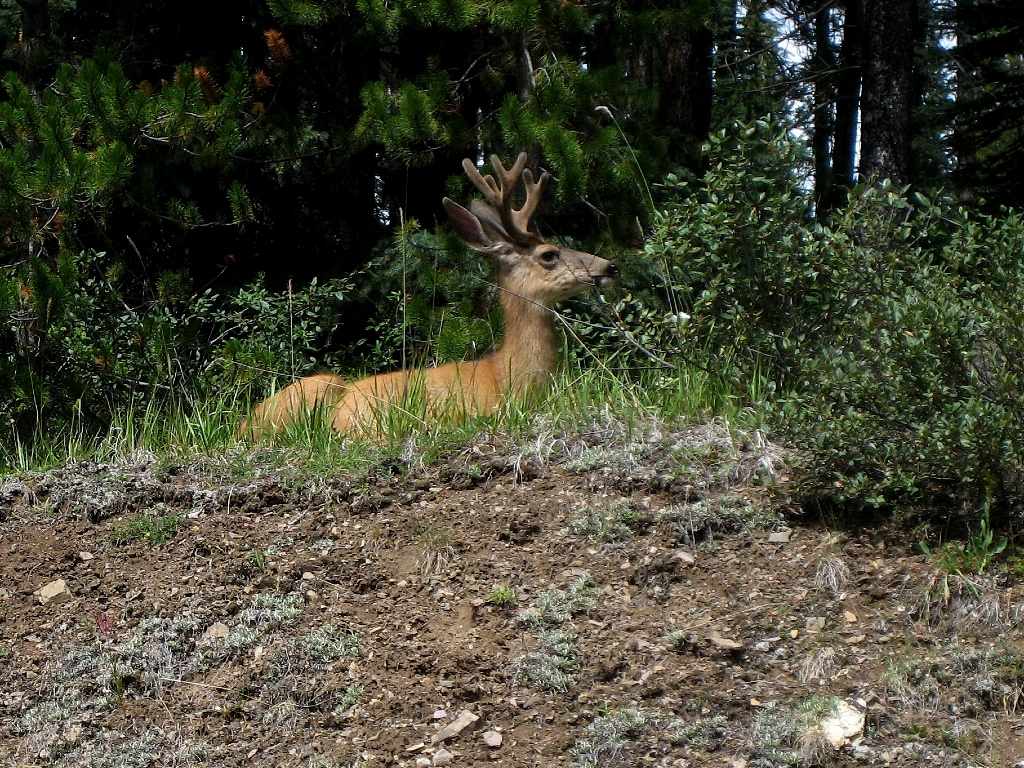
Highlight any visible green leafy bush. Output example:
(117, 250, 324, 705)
(781, 202, 1024, 510)
(647, 120, 1024, 513)
(0, 249, 359, 462)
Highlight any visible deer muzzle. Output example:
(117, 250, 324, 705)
(592, 259, 619, 289)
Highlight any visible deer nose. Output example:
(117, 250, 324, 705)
(594, 262, 619, 288)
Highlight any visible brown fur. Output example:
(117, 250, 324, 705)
(240, 154, 617, 439)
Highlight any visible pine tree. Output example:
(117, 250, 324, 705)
(951, 0, 1024, 208)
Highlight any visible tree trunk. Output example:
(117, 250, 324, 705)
(832, 0, 863, 192)
(950, 0, 980, 203)
(859, 0, 916, 185)
(14, 0, 50, 91)
(810, 2, 838, 211)
(658, 19, 713, 167)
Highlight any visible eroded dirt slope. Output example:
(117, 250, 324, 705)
(1, 422, 1023, 768)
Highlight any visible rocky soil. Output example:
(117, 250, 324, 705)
(2, 420, 1023, 768)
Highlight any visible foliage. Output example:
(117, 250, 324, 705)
(920, 506, 1008, 578)
(949, 0, 1024, 209)
(0, 59, 267, 264)
(644, 120, 825, 378)
(110, 511, 184, 546)
(356, 221, 501, 374)
(780, 200, 1024, 511)
(1, 0, 769, 290)
(645, 120, 1024, 514)
(0, 248, 360, 458)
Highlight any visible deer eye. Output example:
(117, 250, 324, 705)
(538, 249, 559, 267)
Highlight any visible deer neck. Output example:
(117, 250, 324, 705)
(490, 289, 559, 396)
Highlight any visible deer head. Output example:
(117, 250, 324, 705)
(442, 153, 618, 307)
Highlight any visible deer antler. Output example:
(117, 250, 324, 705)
(461, 152, 549, 243)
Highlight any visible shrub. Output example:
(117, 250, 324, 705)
(0, 249, 359, 463)
(647, 120, 1024, 514)
(781, 202, 1024, 510)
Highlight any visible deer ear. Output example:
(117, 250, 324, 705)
(469, 199, 512, 242)
(443, 198, 514, 257)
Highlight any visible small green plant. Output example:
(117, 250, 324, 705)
(110, 511, 184, 546)
(664, 629, 689, 650)
(245, 548, 268, 571)
(568, 500, 646, 542)
(513, 629, 579, 692)
(751, 696, 844, 766)
(332, 682, 365, 716)
(484, 585, 517, 609)
(263, 700, 299, 727)
(239, 593, 303, 626)
(665, 714, 727, 748)
(920, 507, 1007, 578)
(197, 625, 262, 667)
(264, 537, 295, 557)
(571, 708, 653, 768)
(87, 612, 130, 699)
(310, 758, 366, 768)
(300, 625, 362, 663)
(882, 658, 938, 709)
(518, 575, 596, 629)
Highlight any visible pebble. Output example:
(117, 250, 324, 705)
(432, 748, 454, 766)
(482, 730, 502, 748)
(432, 710, 479, 743)
(33, 579, 71, 604)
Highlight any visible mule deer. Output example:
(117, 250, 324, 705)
(241, 152, 618, 438)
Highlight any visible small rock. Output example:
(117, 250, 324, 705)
(820, 700, 865, 748)
(432, 710, 479, 743)
(482, 730, 502, 748)
(768, 529, 792, 543)
(708, 633, 743, 650)
(415, 759, 431, 768)
(432, 709, 448, 720)
(78, 551, 94, 561)
(33, 578, 71, 604)
(805, 616, 826, 633)
(673, 550, 696, 565)
(432, 749, 454, 766)
(203, 622, 230, 640)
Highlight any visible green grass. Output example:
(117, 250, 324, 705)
(109, 511, 184, 546)
(484, 585, 517, 609)
(1, 357, 769, 478)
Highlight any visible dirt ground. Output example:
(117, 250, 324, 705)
(2, 420, 1023, 768)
